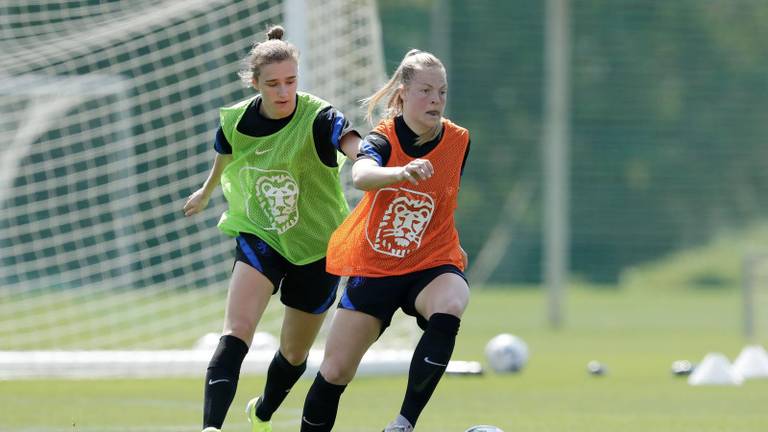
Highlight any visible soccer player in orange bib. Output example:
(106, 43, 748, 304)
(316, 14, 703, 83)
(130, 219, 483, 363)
(300, 49, 471, 432)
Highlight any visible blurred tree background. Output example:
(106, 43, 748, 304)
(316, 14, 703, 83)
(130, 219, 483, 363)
(377, 0, 768, 285)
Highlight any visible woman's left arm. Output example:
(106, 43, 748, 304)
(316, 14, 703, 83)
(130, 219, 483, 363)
(339, 132, 361, 163)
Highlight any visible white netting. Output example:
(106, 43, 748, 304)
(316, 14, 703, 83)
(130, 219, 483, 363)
(0, 0, 414, 377)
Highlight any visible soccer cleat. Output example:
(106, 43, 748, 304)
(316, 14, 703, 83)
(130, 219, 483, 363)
(246, 396, 273, 432)
(201, 428, 221, 432)
(382, 422, 413, 432)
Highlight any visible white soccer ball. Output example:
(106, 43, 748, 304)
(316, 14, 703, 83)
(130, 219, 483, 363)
(484, 333, 529, 373)
(464, 426, 504, 432)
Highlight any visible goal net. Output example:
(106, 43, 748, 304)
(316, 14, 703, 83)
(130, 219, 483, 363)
(0, 0, 415, 379)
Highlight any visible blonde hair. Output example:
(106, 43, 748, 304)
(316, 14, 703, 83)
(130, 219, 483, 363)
(238, 25, 299, 87)
(363, 49, 446, 145)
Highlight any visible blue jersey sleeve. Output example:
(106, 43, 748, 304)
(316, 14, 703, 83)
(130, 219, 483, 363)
(214, 127, 232, 154)
(358, 132, 390, 166)
(313, 106, 360, 167)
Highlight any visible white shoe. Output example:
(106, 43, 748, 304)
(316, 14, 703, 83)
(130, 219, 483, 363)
(383, 420, 413, 432)
(201, 428, 221, 432)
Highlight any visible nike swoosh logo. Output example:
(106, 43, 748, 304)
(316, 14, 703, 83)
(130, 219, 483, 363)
(208, 378, 230, 385)
(302, 416, 326, 427)
(254, 148, 272, 155)
(424, 357, 447, 367)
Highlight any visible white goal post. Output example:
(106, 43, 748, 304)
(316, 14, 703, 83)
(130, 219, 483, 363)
(0, 0, 419, 379)
(742, 253, 768, 342)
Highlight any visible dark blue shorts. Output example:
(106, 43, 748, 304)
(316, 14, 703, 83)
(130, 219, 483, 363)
(338, 264, 467, 332)
(234, 232, 339, 314)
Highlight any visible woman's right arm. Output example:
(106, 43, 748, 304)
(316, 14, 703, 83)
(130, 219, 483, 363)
(351, 157, 433, 191)
(183, 153, 232, 216)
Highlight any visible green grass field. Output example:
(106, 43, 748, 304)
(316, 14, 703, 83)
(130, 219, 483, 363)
(1, 286, 766, 432)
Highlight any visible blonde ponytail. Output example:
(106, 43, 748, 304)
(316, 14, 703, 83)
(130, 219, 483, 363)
(362, 49, 445, 145)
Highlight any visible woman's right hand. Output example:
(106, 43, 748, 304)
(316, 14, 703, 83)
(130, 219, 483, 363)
(398, 158, 434, 185)
(183, 188, 210, 217)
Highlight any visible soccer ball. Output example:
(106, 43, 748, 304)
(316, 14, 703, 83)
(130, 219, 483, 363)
(464, 426, 504, 432)
(484, 333, 529, 373)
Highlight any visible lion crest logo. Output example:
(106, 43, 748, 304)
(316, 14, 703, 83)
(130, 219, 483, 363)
(241, 167, 299, 234)
(366, 188, 435, 258)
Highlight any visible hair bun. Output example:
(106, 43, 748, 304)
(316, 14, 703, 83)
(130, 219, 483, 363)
(266, 25, 284, 41)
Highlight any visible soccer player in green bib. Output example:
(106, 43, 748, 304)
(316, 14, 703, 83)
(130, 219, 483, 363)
(183, 25, 360, 432)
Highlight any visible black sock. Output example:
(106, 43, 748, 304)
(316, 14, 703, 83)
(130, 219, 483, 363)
(300, 372, 347, 432)
(203, 335, 249, 429)
(255, 350, 307, 421)
(400, 313, 460, 426)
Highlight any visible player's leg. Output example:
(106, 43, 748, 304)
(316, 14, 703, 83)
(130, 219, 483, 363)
(249, 258, 339, 428)
(203, 234, 282, 431)
(301, 274, 405, 431)
(203, 261, 274, 430)
(300, 308, 382, 431)
(386, 267, 469, 431)
(248, 307, 327, 426)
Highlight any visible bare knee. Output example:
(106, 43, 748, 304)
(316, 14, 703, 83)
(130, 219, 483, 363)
(223, 321, 256, 346)
(417, 274, 470, 319)
(319, 358, 357, 385)
(430, 297, 469, 319)
(280, 346, 310, 365)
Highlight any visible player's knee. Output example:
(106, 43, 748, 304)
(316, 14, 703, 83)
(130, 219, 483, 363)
(223, 323, 256, 345)
(319, 360, 356, 385)
(432, 297, 468, 318)
(280, 346, 310, 366)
